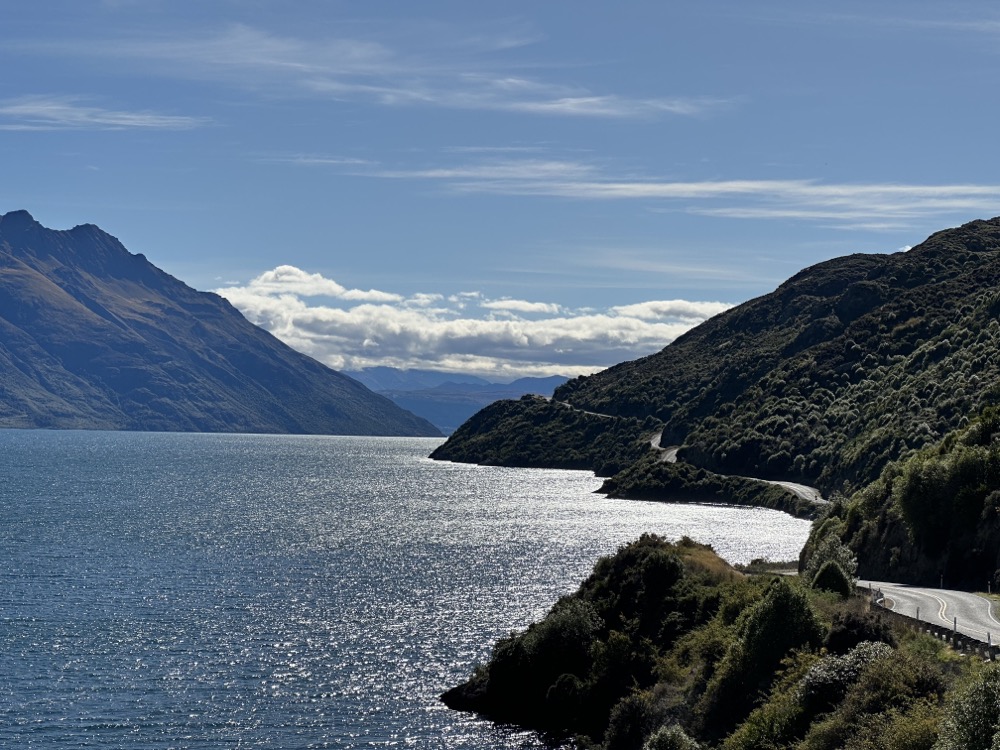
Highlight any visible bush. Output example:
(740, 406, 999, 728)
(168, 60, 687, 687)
(604, 691, 658, 750)
(797, 641, 894, 716)
(812, 560, 853, 598)
(696, 578, 824, 739)
(934, 664, 1000, 750)
(803, 530, 858, 582)
(824, 610, 896, 654)
(644, 723, 702, 750)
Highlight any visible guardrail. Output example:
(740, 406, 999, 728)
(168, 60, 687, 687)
(864, 588, 998, 661)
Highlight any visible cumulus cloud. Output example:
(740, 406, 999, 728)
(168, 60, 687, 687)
(236, 265, 402, 302)
(481, 298, 563, 315)
(610, 300, 735, 321)
(215, 265, 733, 378)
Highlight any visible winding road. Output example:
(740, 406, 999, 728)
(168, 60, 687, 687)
(860, 579, 1000, 642)
(767, 481, 826, 505)
(553, 401, 827, 507)
(649, 430, 826, 505)
(649, 433, 679, 463)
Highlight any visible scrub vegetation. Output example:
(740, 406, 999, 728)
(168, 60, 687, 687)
(803, 407, 1000, 588)
(445, 536, 996, 750)
(433, 218, 1000, 509)
(431, 395, 660, 477)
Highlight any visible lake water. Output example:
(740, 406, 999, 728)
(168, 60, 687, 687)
(0, 432, 811, 748)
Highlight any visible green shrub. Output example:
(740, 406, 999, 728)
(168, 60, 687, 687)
(644, 723, 702, 750)
(604, 691, 658, 750)
(797, 641, 894, 716)
(824, 610, 896, 654)
(696, 578, 824, 739)
(934, 664, 1000, 750)
(803, 530, 858, 582)
(812, 560, 853, 598)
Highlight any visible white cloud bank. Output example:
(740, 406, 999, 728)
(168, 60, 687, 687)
(216, 266, 733, 379)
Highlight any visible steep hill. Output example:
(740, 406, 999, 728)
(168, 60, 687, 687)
(801, 407, 1000, 588)
(433, 217, 1000, 498)
(0, 210, 440, 436)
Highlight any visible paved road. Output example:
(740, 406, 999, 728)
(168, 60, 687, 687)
(649, 430, 825, 502)
(860, 579, 1000, 642)
(767, 480, 826, 504)
(649, 432, 679, 463)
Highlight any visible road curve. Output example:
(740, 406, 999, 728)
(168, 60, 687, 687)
(649, 432, 679, 463)
(649, 430, 825, 502)
(767, 480, 826, 505)
(860, 579, 1000, 642)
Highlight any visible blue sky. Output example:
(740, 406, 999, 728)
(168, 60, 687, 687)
(4, 1, 1000, 378)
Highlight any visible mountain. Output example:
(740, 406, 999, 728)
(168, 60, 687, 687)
(343, 366, 492, 391)
(0, 210, 440, 436)
(433, 217, 1000, 505)
(346, 367, 569, 434)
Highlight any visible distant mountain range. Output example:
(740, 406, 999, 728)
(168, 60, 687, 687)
(345, 367, 568, 434)
(0, 210, 440, 436)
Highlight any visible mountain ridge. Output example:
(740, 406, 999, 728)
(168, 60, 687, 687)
(0, 210, 441, 436)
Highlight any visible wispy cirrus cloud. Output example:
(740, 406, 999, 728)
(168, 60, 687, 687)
(14, 23, 730, 120)
(315, 153, 1000, 230)
(215, 266, 732, 378)
(0, 95, 209, 131)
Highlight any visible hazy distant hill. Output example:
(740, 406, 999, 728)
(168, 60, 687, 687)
(434, 217, 1000, 496)
(0, 210, 440, 436)
(344, 367, 492, 392)
(346, 367, 568, 434)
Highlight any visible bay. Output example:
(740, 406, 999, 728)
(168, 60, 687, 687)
(0, 431, 811, 748)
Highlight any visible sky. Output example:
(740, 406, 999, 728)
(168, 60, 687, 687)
(4, 1, 1000, 380)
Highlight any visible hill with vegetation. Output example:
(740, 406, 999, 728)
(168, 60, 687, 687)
(445, 535, 991, 750)
(0, 210, 440, 436)
(801, 407, 1000, 588)
(433, 218, 1000, 506)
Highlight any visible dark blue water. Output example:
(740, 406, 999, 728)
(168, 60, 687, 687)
(0, 432, 809, 748)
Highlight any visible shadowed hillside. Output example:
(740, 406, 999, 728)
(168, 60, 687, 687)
(0, 210, 440, 436)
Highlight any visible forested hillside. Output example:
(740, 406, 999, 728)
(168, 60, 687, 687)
(802, 407, 1000, 588)
(434, 218, 1000, 500)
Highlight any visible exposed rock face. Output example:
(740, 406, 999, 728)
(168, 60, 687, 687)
(0, 210, 440, 436)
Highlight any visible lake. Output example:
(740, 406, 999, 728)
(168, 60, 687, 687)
(0, 432, 811, 748)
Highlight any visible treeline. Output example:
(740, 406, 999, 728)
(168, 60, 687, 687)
(599, 455, 818, 519)
(445, 535, 997, 749)
(805, 407, 1000, 587)
(430, 395, 660, 477)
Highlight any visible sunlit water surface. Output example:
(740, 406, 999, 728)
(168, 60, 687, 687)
(0, 432, 810, 748)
